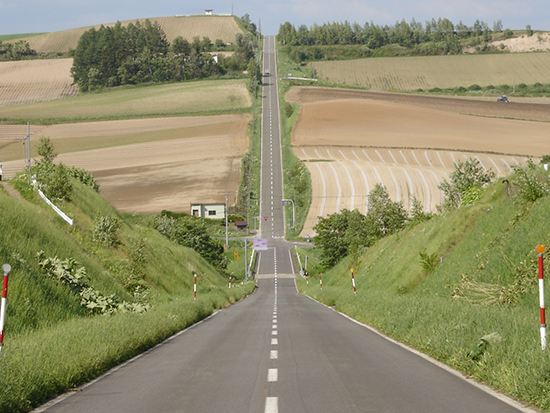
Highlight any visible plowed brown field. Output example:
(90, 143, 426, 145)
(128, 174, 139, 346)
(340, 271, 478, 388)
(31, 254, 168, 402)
(1, 114, 251, 213)
(288, 87, 550, 237)
(0, 58, 77, 106)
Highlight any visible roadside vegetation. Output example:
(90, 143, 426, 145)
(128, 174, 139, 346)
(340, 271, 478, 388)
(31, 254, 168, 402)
(297, 158, 550, 411)
(0, 139, 254, 412)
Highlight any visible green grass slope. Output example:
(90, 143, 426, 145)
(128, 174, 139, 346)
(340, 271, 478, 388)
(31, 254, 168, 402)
(0, 177, 254, 412)
(298, 182, 550, 411)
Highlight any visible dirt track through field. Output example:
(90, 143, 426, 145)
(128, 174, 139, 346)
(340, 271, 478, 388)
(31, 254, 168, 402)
(289, 88, 548, 237)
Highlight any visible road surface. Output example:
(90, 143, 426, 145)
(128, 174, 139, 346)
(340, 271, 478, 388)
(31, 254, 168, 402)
(35, 35, 535, 413)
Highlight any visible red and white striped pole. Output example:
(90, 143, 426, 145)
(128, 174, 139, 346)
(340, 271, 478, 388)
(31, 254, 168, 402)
(319, 274, 322, 290)
(351, 268, 357, 295)
(0, 264, 11, 356)
(537, 245, 546, 350)
(193, 273, 197, 300)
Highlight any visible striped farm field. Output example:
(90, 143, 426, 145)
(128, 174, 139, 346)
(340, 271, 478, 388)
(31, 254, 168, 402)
(311, 52, 550, 90)
(0, 79, 251, 121)
(296, 147, 529, 237)
(288, 88, 549, 237)
(1, 114, 251, 213)
(14, 16, 243, 55)
(0, 58, 77, 106)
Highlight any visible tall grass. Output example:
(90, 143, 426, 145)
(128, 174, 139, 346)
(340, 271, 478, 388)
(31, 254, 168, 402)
(297, 182, 550, 411)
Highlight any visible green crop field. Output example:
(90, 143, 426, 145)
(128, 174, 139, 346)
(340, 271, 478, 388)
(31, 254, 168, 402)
(0, 79, 252, 123)
(12, 16, 243, 55)
(312, 52, 550, 90)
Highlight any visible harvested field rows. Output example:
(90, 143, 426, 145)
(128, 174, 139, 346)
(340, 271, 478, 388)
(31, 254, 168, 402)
(0, 59, 77, 106)
(0, 79, 250, 119)
(311, 52, 550, 90)
(16, 16, 242, 54)
(289, 88, 550, 237)
(1, 114, 250, 213)
(295, 147, 529, 237)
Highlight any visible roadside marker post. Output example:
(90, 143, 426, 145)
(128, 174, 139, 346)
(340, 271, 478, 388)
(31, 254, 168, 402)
(319, 274, 322, 290)
(229, 276, 232, 289)
(193, 273, 197, 300)
(0, 264, 11, 356)
(351, 268, 357, 295)
(537, 245, 547, 350)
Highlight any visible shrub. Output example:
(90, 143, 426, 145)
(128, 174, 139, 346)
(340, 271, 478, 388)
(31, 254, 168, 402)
(438, 158, 495, 211)
(510, 159, 549, 203)
(93, 214, 121, 248)
(68, 166, 100, 192)
(419, 250, 438, 273)
(44, 163, 73, 202)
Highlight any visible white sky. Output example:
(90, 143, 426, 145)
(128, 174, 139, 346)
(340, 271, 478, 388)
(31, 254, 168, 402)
(0, 0, 548, 36)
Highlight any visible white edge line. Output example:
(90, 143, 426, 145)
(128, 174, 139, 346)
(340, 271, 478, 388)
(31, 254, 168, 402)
(293, 278, 538, 413)
(32, 309, 223, 412)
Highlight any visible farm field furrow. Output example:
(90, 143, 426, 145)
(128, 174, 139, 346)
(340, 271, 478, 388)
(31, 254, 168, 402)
(0, 79, 251, 119)
(296, 147, 529, 237)
(311, 52, 550, 90)
(1, 114, 250, 214)
(290, 91, 545, 237)
(0, 59, 77, 106)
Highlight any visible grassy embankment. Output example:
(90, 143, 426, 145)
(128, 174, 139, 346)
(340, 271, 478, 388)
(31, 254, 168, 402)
(0, 176, 255, 412)
(0, 79, 252, 125)
(296, 180, 550, 411)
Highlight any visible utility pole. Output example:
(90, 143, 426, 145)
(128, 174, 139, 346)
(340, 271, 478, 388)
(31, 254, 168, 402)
(24, 122, 30, 172)
(225, 191, 228, 248)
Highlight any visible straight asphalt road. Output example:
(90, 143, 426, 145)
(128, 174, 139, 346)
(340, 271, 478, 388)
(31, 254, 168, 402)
(35, 35, 536, 413)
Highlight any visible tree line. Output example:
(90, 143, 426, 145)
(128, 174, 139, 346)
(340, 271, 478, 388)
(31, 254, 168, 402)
(71, 18, 257, 92)
(0, 40, 36, 61)
(277, 18, 530, 57)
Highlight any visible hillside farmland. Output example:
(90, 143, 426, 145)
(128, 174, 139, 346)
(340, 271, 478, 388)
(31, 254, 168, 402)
(13, 16, 243, 55)
(288, 88, 549, 236)
(0, 79, 251, 119)
(311, 52, 550, 90)
(1, 114, 251, 213)
(0, 58, 77, 106)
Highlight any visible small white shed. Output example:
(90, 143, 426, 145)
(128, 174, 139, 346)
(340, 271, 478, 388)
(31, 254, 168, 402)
(190, 203, 225, 219)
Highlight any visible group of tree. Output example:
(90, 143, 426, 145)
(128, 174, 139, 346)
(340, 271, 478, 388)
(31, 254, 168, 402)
(277, 18, 530, 58)
(313, 183, 432, 269)
(0, 40, 36, 60)
(154, 211, 228, 271)
(71, 18, 257, 92)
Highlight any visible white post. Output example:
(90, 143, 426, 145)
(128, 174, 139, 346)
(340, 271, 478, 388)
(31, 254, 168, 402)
(225, 191, 228, 248)
(538, 245, 547, 350)
(0, 264, 12, 356)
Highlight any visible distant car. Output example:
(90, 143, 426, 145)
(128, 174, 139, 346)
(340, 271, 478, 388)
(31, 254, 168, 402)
(264, 69, 270, 75)
(497, 95, 509, 103)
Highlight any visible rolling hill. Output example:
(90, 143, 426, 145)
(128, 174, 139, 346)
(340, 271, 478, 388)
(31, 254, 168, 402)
(12, 15, 244, 55)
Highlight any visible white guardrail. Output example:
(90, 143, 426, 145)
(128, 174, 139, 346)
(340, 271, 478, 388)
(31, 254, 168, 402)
(37, 188, 74, 226)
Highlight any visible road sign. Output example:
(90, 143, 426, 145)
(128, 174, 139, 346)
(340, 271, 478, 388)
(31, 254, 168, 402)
(234, 251, 239, 260)
(253, 239, 268, 251)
